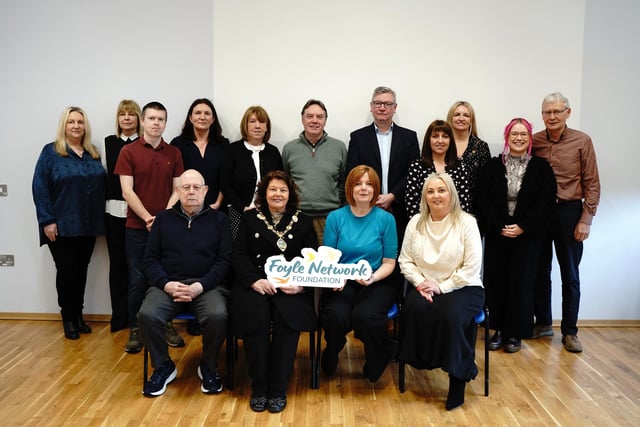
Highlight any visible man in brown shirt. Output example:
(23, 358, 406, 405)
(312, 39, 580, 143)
(531, 92, 601, 353)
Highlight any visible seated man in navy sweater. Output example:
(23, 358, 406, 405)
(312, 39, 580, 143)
(139, 169, 232, 397)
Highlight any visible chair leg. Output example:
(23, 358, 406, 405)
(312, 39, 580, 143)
(399, 360, 406, 393)
(309, 330, 319, 389)
(316, 326, 322, 387)
(484, 308, 489, 396)
(143, 347, 149, 388)
(390, 315, 399, 362)
(226, 333, 235, 390)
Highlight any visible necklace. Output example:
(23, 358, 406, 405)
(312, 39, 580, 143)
(69, 145, 84, 157)
(256, 209, 299, 252)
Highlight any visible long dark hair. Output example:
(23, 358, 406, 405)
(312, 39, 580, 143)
(420, 120, 458, 169)
(179, 98, 225, 143)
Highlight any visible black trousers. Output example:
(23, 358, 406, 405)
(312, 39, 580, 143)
(105, 214, 128, 330)
(242, 303, 300, 398)
(47, 236, 96, 320)
(321, 278, 397, 376)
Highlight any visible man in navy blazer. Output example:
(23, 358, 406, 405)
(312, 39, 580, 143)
(346, 86, 420, 244)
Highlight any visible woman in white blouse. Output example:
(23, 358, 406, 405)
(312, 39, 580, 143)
(398, 172, 484, 411)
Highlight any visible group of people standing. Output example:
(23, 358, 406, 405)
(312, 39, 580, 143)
(32, 87, 600, 412)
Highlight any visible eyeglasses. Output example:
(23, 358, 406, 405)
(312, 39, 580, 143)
(509, 132, 529, 138)
(180, 184, 204, 191)
(371, 101, 395, 108)
(542, 108, 567, 117)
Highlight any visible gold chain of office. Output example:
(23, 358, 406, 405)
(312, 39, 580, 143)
(256, 209, 300, 252)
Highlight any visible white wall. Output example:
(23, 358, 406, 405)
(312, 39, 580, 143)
(0, 0, 638, 320)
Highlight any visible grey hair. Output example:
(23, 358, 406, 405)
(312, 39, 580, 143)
(542, 92, 570, 109)
(371, 86, 396, 102)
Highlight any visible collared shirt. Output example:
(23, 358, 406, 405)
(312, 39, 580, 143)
(114, 136, 184, 229)
(375, 123, 393, 194)
(243, 141, 265, 209)
(532, 127, 600, 224)
(104, 133, 138, 218)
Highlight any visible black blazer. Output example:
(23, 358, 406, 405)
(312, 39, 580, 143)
(230, 209, 318, 335)
(474, 156, 557, 237)
(346, 123, 420, 205)
(220, 140, 282, 212)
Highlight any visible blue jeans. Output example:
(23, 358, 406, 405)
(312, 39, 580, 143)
(125, 228, 149, 328)
(534, 200, 583, 336)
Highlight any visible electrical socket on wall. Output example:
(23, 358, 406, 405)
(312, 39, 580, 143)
(0, 184, 7, 197)
(0, 255, 15, 266)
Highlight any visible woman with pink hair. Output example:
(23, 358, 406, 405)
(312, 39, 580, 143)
(474, 118, 556, 353)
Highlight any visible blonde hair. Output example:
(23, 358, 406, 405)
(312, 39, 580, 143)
(115, 99, 142, 138)
(54, 106, 100, 159)
(416, 172, 463, 232)
(446, 101, 479, 138)
(240, 105, 271, 143)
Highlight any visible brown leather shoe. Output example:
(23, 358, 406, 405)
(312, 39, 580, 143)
(562, 335, 583, 353)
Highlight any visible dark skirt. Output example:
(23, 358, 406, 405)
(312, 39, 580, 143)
(398, 285, 484, 381)
(483, 233, 542, 338)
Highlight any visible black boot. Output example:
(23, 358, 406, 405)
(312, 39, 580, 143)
(63, 320, 80, 340)
(446, 374, 466, 410)
(76, 315, 92, 334)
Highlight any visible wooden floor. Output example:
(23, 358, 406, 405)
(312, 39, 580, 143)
(1, 320, 639, 426)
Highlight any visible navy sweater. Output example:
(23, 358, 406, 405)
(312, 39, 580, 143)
(143, 203, 232, 291)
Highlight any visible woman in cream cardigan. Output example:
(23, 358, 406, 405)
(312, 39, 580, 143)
(398, 172, 484, 411)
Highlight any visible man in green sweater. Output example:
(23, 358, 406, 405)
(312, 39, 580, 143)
(282, 99, 347, 244)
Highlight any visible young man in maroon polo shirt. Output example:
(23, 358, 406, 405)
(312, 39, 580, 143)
(115, 101, 185, 353)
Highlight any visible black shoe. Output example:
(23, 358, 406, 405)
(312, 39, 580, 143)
(362, 360, 389, 383)
(143, 359, 177, 397)
(445, 375, 466, 410)
(321, 348, 338, 376)
(198, 363, 223, 394)
(187, 319, 202, 336)
(488, 330, 504, 351)
(110, 323, 128, 333)
(504, 338, 522, 353)
(268, 396, 287, 413)
(76, 316, 92, 334)
(63, 320, 79, 340)
(249, 396, 268, 412)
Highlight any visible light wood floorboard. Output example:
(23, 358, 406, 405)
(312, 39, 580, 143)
(0, 320, 638, 426)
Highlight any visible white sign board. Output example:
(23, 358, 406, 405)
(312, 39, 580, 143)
(264, 246, 372, 288)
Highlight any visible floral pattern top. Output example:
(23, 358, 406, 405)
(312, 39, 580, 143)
(404, 158, 472, 218)
(460, 135, 491, 186)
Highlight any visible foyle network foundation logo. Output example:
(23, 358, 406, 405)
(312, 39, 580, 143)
(264, 246, 372, 288)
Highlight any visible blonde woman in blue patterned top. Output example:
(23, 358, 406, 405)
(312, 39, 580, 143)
(32, 106, 106, 340)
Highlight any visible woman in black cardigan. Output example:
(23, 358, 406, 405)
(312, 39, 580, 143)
(475, 118, 556, 353)
(221, 106, 282, 239)
(231, 171, 317, 413)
